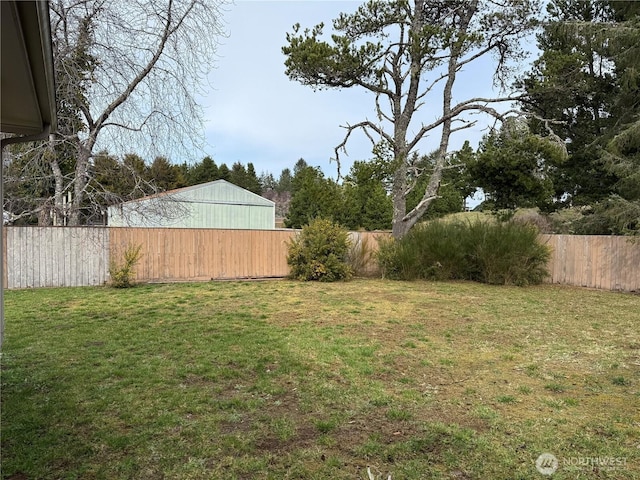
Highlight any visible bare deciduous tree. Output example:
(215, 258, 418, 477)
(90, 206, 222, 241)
(283, 0, 540, 237)
(8, 0, 227, 225)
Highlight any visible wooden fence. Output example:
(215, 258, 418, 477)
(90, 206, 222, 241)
(110, 227, 295, 282)
(109, 228, 388, 282)
(541, 234, 640, 291)
(3, 227, 640, 291)
(4, 227, 109, 288)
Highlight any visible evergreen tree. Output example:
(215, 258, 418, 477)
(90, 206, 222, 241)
(520, 0, 639, 233)
(177, 162, 191, 186)
(92, 151, 128, 199)
(188, 156, 219, 185)
(285, 166, 343, 228)
(465, 122, 565, 211)
(259, 172, 277, 191)
(519, 0, 638, 206)
(218, 163, 231, 181)
(148, 156, 185, 191)
(229, 162, 248, 188)
(342, 161, 392, 230)
(245, 163, 262, 194)
(277, 168, 293, 193)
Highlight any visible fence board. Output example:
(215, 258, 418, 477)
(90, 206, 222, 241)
(540, 234, 639, 291)
(3, 228, 640, 292)
(109, 227, 297, 282)
(4, 227, 109, 288)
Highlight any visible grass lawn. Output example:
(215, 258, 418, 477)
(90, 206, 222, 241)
(1, 280, 639, 479)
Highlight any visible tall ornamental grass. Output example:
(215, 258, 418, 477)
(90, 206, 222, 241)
(377, 220, 550, 286)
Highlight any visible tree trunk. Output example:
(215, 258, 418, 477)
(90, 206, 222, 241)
(393, 1, 477, 238)
(391, 160, 408, 238)
(38, 205, 53, 226)
(69, 140, 93, 226)
(49, 142, 65, 226)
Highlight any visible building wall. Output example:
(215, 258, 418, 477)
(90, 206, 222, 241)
(109, 199, 275, 229)
(108, 181, 275, 229)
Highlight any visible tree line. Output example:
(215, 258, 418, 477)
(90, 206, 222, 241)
(4, 151, 263, 225)
(281, 0, 639, 236)
(468, 0, 639, 234)
(4, 0, 638, 236)
(280, 154, 473, 231)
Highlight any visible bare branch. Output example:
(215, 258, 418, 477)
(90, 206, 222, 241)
(333, 120, 393, 180)
(9, 0, 228, 226)
(406, 96, 522, 152)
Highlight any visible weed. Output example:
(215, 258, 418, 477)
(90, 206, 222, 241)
(270, 417, 296, 441)
(544, 383, 566, 393)
(314, 419, 337, 434)
(612, 376, 630, 386)
(386, 409, 413, 421)
(347, 233, 378, 277)
(474, 405, 500, 422)
(370, 396, 392, 407)
(108, 242, 142, 288)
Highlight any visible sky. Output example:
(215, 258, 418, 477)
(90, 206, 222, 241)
(201, 0, 536, 181)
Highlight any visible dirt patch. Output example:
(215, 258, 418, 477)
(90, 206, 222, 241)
(255, 422, 318, 452)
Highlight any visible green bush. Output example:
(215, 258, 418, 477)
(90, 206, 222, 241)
(109, 243, 143, 288)
(378, 222, 472, 280)
(572, 197, 640, 235)
(470, 222, 550, 285)
(287, 218, 353, 282)
(377, 220, 550, 286)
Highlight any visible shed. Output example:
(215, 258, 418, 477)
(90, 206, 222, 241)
(108, 180, 275, 229)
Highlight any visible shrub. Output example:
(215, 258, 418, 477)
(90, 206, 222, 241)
(287, 218, 352, 282)
(512, 208, 553, 233)
(469, 221, 551, 285)
(377, 220, 550, 286)
(548, 199, 640, 236)
(572, 197, 640, 235)
(377, 221, 475, 281)
(109, 243, 143, 288)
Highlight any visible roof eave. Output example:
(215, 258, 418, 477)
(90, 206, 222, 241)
(0, 0, 57, 136)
